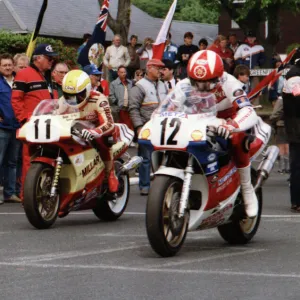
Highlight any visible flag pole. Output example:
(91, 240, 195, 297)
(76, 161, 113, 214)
(26, 0, 48, 59)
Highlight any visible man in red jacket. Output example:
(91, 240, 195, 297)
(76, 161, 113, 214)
(11, 44, 58, 201)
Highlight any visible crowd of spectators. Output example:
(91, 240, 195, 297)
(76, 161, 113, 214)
(0, 29, 292, 204)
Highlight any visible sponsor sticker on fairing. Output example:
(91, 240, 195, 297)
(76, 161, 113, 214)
(159, 112, 187, 118)
(218, 167, 237, 186)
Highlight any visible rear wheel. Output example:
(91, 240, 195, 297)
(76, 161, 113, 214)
(217, 169, 262, 244)
(146, 175, 189, 257)
(24, 163, 59, 229)
(93, 161, 129, 221)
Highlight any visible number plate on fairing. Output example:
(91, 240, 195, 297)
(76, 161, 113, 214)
(151, 117, 190, 149)
(26, 116, 61, 143)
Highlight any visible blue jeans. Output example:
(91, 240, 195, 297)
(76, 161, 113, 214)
(0, 128, 20, 199)
(138, 144, 152, 191)
(108, 70, 118, 83)
(289, 143, 300, 206)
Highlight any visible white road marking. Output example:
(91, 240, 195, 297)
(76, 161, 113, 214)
(0, 260, 299, 280)
(1, 212, 300, 218)
(145, 248, 266, 268)
(10, 245, 143, 264)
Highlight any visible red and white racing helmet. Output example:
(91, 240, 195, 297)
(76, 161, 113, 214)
(187, 50, 224, 81)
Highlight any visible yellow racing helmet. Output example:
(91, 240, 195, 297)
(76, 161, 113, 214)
(62, 70, 92, 108)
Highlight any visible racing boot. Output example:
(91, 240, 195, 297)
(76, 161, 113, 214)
(104, 161, 119, 193)
(238, 165, 258, 218)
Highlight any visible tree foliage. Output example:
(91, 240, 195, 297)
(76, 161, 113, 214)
(0, 31, 78, 67)
(132, 0, 219, 24)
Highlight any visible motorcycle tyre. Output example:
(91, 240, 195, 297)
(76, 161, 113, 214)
(146, 175, 189, 257)
(93, 161, 130, 221)
(217, 168, 262, 244)
(24, 163, 59, 229)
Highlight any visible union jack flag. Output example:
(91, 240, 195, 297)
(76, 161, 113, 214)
(78, 0, 110, 68)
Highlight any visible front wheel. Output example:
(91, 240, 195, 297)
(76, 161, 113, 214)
(217, 169, 262, 244)
(146, 175, 189, 257)
(24, 163, 60, 229)
(93, 161, 130, 221)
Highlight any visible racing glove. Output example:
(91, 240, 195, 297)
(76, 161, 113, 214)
(81, 129, 95, 141)
(216, 124, 236, 139)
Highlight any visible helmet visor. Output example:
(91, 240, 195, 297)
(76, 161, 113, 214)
(63, 89, 87, 106)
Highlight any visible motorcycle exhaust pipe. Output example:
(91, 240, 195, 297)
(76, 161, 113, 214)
(254, 145, 279, 190)
(119, 156, 143, 175)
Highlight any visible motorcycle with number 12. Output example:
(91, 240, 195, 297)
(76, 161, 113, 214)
(140, 92, 278, 257)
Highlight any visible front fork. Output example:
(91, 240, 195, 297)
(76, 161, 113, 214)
(50, 156, 63, 197)
(179, 155, 194, 218)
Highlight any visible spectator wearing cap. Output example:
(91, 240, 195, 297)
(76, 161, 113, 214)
(52, 62, 69, 97)
(103, 34, 131, 83)
(198, 38, 208, 51)
(136, 37, 154, 72)
(127, 35, 140, 79)
(163, 32, 178, 63)
(78, 33, 92, 54)
(109, 66, 133, 129)
(161, 59, 178, 91)
(11, 43, 59, 201)
(83, 64, 109, 96)
(129, 59, 168, 195)
(228, 33, 240, 54)
(0, 54, 21, 204)
(234, 31, 265, 103)
(176, 32, 199, 80)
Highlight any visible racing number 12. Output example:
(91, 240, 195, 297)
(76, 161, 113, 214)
(160, 118, 181, 145)
(34, 119, 51, 139)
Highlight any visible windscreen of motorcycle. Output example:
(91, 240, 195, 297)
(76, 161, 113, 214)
(155, 87, 217, 117)
(32, 99, 81, 116)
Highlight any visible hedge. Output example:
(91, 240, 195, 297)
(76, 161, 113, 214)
(0, 30, 78, 67)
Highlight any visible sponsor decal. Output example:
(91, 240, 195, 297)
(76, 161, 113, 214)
(233, 89, 244, 97)
(236, 96, 251, 109)
(237, 107, 252, 124)
(216, 177, 232, 193)
(64, 85, 75, 92)
(205, 162, 218, 175)
(81, 155, 101, 177)
(194, 65, 207, 79)
(200, 203, 233, 228)
(100, 100, 109, 107)
(207, 153, 217, 162)
(218, 167, 237, 186)
(159, 112, 187, 118)
(196, 59, 208, 65)
(73, 154, 84, 166)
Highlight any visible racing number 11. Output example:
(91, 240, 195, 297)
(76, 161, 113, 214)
(160, 118, 181, 145)
(34, 119, 51, 139)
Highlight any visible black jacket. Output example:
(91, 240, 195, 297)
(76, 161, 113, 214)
(282, 64, 300, 143)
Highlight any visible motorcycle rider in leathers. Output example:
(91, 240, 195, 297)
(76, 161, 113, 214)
(165, 50, 260, 218)
(57, 70, 119, 193)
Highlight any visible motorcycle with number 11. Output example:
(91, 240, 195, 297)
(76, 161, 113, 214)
(18, 100, 142, 229)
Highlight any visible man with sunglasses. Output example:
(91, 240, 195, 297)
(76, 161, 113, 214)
(52, 62, 69, 97)
(11, 43, 59, 202)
